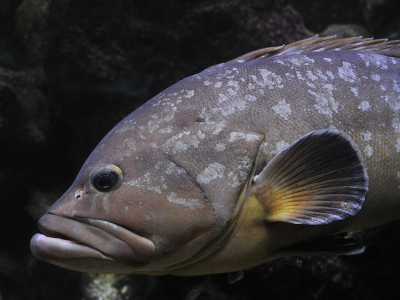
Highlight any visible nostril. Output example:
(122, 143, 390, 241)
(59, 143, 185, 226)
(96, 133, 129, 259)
(74, 185, 86, 199)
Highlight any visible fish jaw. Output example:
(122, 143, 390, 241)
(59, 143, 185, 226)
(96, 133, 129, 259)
(30, 213, 155, 273)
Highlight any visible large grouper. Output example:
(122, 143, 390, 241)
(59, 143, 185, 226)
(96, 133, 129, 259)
(31, 36, 400, 276)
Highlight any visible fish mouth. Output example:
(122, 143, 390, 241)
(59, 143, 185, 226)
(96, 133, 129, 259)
(30, 213, 155, 273)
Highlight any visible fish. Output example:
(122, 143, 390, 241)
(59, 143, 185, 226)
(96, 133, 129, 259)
(30, 36, 400, 276)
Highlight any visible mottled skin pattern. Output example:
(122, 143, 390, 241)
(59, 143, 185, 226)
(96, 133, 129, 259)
(31, 37, 400, 275)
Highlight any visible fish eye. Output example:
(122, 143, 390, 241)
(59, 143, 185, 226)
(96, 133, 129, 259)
(90, 164, 123, 192)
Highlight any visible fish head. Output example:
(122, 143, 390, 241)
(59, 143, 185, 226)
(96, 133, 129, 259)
(30, 105, 265, 274)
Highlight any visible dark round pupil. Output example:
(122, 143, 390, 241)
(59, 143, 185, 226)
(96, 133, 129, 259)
(93, 171, 118, 192)
(98, 174, 113, 188)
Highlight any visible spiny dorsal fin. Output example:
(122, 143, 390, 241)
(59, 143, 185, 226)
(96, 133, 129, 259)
(250, 129, 369, 225)
(222, 36, 400, 66)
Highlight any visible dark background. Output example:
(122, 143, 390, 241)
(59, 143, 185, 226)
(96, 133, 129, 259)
(1, 0, 400, 299)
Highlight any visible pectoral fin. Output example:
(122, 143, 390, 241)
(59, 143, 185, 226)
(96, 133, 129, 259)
(250, 129, 368, 225)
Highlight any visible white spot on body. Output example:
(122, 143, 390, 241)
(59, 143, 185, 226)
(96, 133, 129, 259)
(358, 53, 388, 69)
(199, 108, 211, 122)
(338, 61, 357, 83)
(371, 74, 381, 82)
(228, 80, 240, 91)
(306, 82, 316, 89)
(248, 83, 255, 90)
(325, 71, 335, 80)
(276, 55, 315, 67)
(226, 172, 240, 188)
(158, 126, 173, 134)
(381, 95, 389, 103)
(214, 82, 222, 88)
(362, 131, 372, 142)
(227, 157, 252, 188)
(125, 172, 164, 193)
(212, 125, 224, 135)
(197, 163, 226, 184)
(308, 84, 338, 117)
(215, 143, 226, 152)
(315, 69, 329, 81)
(245, 94, 257, 102)
(272, 99, 292, 120)
(306, 70, 318, 81)
(359, 101, 371, 111)
(163, 131, 202, 154)
(115, 122, 135, 134)
(119, 138, 137, 157)
(251, 69, 284, 89)
(364, 145, 374, 158)
(229, 132, 261, 143)
(323, 58, 332, 62)
(218, 93, 229, 103)
(227, 88, 237, 96)
(285, 73, 295, 79)
(210, 98, 247, 117)
(102, 196, 110, 211)
(167, 192, 204, 210)
(296, 71, 305, 81)
(145, 117, 160, 133)
(163, 161, 185, 175)
(193, 131, 203, 140)
(115, 127, 127, 134)
(184, 90, 194, 98)
(350, 87, 359, 97)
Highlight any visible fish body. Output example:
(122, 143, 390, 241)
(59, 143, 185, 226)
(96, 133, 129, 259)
(31, 36, 400, 275)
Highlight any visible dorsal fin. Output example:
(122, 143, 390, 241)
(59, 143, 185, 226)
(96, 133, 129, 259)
(210, 36, 400, 69)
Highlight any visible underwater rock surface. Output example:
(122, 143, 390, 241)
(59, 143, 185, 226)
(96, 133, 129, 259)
(1, 0, 399, 299)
